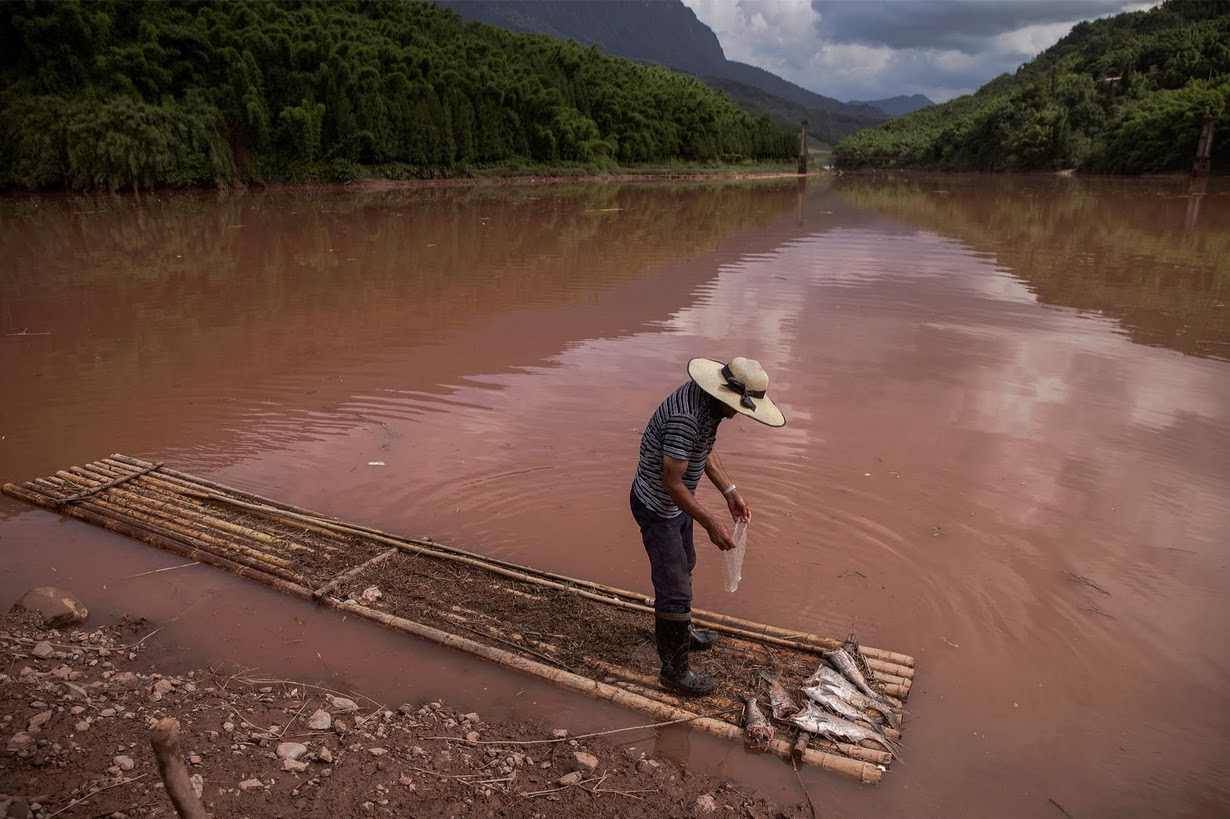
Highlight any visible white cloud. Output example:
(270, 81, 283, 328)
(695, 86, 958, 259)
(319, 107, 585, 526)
(682, 0, 1157, 103)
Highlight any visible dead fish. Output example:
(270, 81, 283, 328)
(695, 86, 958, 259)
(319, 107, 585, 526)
(801, 684, 884, 732)
(758, 671, 800, 720)
(806, 666, 901, 730)
(790, 704, 902, 761)
(743, 696, 775, 745)
(823, 647, 884, 702)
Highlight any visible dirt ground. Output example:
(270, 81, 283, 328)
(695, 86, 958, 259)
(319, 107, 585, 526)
(0, 609, 811, 819)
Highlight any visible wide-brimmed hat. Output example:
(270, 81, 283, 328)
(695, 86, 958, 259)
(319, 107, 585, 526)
(688, 356, 785, 427)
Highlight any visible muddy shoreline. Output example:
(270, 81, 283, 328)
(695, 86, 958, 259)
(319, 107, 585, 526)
(0, 608, 809, 819)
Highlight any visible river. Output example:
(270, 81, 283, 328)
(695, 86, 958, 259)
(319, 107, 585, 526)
(1, 174, 1227, 816)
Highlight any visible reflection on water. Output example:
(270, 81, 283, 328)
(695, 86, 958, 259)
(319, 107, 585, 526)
(1, 176, 1228, 817)
(834, 174, 1230, 360)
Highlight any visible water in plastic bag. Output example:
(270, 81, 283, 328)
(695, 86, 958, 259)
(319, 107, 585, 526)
(722, 517, 748, 592)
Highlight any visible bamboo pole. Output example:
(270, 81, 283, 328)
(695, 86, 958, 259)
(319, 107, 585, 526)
(36, 476, 305, 582)
(313, 548, 400, 601)
(55, 461, 163, 505)
(75, 464, 320, 555)
(106, 455, 913, 673)
(324, 598, 882, 784)
(39, 476, 298, 573)
(5, 475, 887, 783)
(3, 483, 314, 601)
(29, 480, 313, 588)
(92, 462, 351, 555)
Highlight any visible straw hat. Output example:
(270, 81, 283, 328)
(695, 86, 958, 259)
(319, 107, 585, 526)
(687, 357, 785, 428)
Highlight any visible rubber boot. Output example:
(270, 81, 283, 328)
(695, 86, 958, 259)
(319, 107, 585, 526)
(655, 617, 718, 696)
(689, 625, 719, 652)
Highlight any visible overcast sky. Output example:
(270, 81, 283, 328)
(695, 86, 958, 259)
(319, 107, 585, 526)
(680, 0, 1156, 103)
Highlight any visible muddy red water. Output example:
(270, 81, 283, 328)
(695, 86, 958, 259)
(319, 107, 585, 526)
(2, 175, 1228, 816)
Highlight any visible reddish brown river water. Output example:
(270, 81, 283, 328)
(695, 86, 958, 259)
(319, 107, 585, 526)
(2, 175, 1228, 816)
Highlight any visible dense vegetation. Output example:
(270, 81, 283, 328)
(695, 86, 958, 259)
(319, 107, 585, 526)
(834, 1, 1230, 174)
(0, 0, 799, 191)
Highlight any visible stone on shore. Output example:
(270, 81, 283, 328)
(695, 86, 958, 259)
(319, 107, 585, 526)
(12, 587, 88, 628)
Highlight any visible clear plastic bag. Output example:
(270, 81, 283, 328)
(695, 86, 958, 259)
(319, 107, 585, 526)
(722, 517, 748, 592)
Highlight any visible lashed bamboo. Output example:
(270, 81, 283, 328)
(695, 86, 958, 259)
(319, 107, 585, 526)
(27, 479, 312, 587)
(106, 454, 913, 673)
(88, 462, 353, 557)
(3, 483, 312, 597)
(74, 465, 320, 555)
(38, 476, 297, 573)
(325, 598, 882, 785)
(56, 461, 163, 505)
(3, 466, 897, 784)
(137, 478, 916, 695)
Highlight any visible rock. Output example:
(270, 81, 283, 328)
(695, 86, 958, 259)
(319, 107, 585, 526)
(695, 793, 718, 814)
(12, 587, 88, 628)
(317, 746, 333, 763)
(636, 758, 661, 774)
(75, 721, 90, 732)
(326, 694, 359, 713)
(30, 641, 54, 659)
(7, 732, 33, 752)
(109, 671, 139, 688)
(151, 679, 174, 700)
(70, 705, 86, 715)
(188, 754, 202, 765)
(238, 779, 264, 792)
(359, 586, 382, 603)
(556, 771, 583, 786)
(100, 708, 116, 717)
(190, 774, 204, 799)
(368, 747, 388, 756)
(281, 758, 308, 773)
(465, 731, 480, 742)
(306, 710, 332, 731)
(550, 728, 569, 738)
(27, 710, 53, 732)
(570, 752, 599, 773)
(463, 712, 480, 723)
(222, 722, 235, 733)
(114, 755, 135, 771)
(277, 742, 308, 761)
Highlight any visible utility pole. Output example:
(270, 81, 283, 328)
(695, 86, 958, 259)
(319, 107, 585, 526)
(1192, 116, 1216, 178)
(797, 120, 808, 175)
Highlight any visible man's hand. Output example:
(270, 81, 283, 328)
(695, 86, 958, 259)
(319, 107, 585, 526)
(726, 490, 751, 523)
(706, 520, 737, 551)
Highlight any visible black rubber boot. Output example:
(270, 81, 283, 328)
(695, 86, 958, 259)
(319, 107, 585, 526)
(656, 617, 718, 696)
(689, 625, 719, 652)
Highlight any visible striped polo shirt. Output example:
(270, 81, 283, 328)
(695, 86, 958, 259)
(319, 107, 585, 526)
(632, 381, 723, 518)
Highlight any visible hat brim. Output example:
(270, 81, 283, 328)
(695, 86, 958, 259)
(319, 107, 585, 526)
(688, 358, 785, 428)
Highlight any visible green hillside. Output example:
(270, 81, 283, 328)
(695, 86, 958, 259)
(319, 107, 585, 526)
(833, 0, 1230, 174)
(0, 0, 798, 191)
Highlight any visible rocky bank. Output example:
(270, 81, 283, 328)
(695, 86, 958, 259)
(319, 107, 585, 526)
(0, 599, 808, 819)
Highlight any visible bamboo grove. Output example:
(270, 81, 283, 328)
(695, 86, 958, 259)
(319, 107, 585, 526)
(834, 0, 1230, 174)
(0, 0, 800, 191)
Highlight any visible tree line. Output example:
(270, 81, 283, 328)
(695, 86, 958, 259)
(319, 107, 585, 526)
(0, 0, 800, 191)
(833, 0, 1230, 174)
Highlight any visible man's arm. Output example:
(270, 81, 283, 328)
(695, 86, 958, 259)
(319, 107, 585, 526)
(705, 450, 751, 522)
(663, 456, 737, 551)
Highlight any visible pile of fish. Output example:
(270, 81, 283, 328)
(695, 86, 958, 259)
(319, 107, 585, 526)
(742, 635, 905, 761)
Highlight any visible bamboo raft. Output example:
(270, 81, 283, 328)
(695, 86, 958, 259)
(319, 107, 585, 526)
(3, 455, 916, 784)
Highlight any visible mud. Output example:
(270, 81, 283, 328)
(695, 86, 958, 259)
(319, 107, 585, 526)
(0, 610, 807, 819)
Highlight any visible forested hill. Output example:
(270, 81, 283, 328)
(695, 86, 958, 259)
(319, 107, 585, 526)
(848, 95, 934, 117)
(834, 0, 1230, 174)
(0, 0, 798, 191)
(437, 0, 888, 143)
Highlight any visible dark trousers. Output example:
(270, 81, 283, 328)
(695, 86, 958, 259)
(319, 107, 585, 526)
(630, 488, 694, 621)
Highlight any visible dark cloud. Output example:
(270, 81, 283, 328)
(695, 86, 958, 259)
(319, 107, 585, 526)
(811, 0, 1140, 54)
